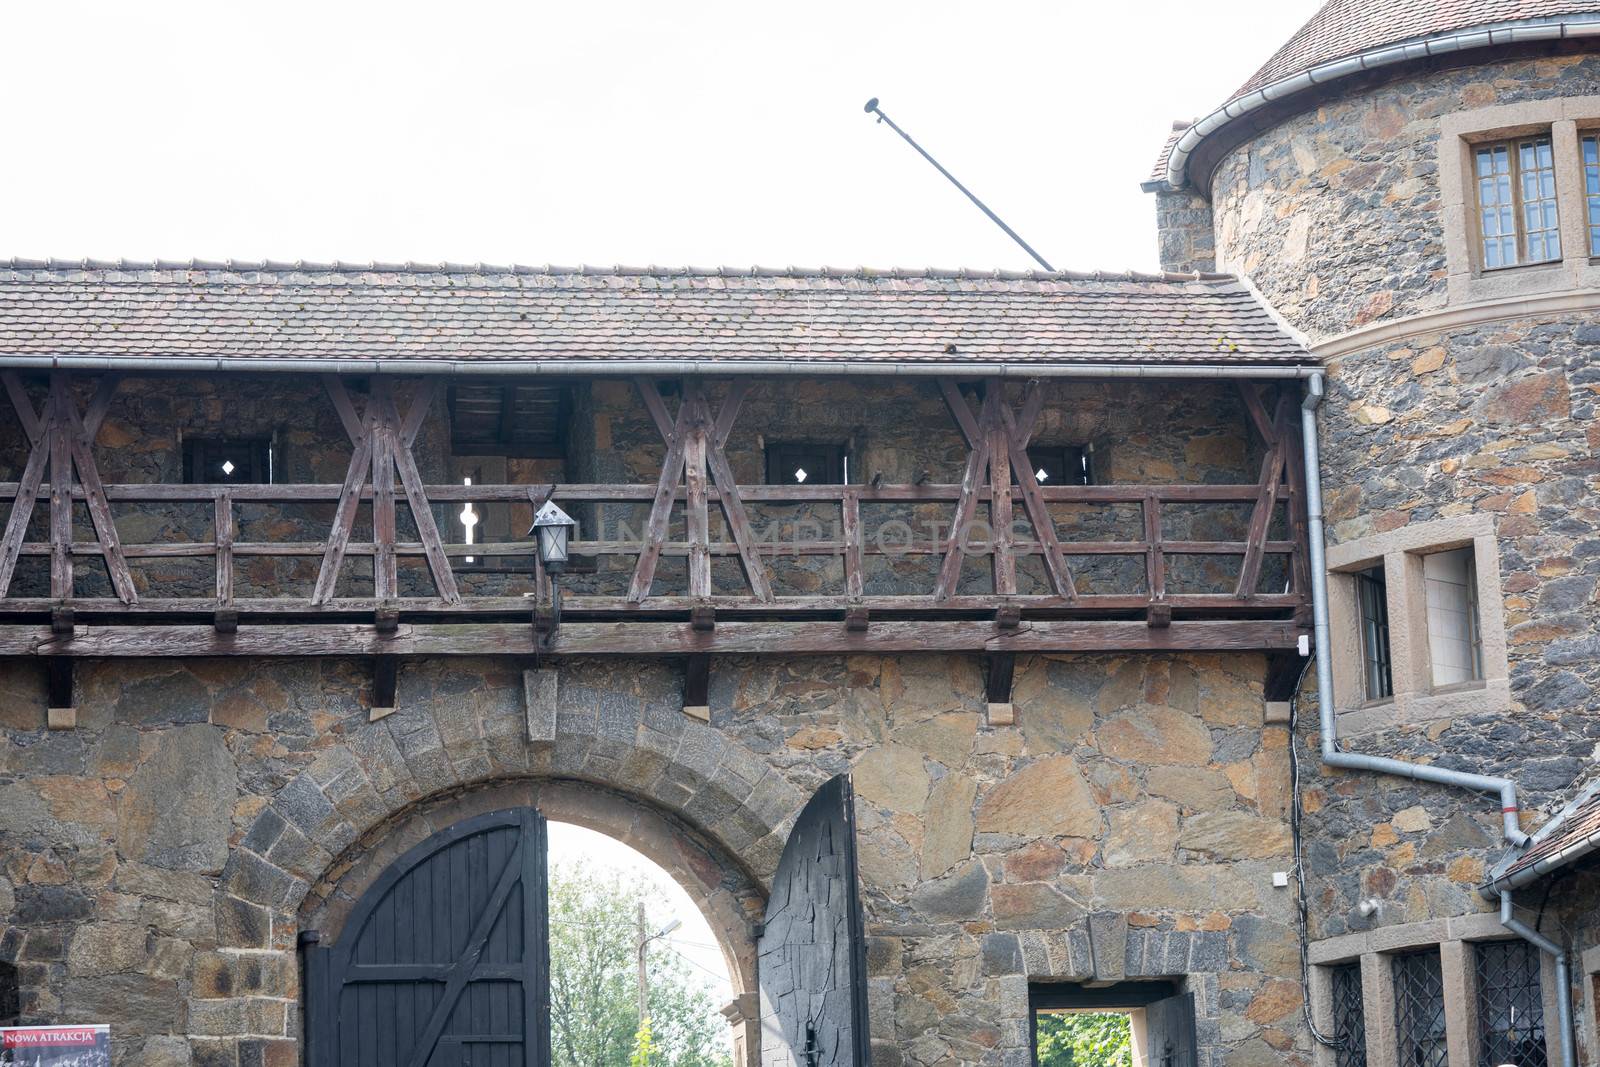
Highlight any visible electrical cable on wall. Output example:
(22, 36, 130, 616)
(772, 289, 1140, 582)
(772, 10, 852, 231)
(1287, 653, 1345, 1052)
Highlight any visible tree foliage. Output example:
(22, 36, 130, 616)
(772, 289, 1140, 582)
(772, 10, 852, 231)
(1035, 1011, 1133, 1067)
(548, 864, 731, 1067)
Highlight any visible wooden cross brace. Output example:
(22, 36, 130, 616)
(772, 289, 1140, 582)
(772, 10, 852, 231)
(628, 378, 773, 604)
(0, 372, 135, 603)
(315, 377, 460, 606)
(935, 378, 1076, 602)
(1235, 383, 1295, 600)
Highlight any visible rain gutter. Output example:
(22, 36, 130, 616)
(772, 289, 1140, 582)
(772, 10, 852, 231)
(1166, 14, 1600, 191)
(0, 354, 1320, 380)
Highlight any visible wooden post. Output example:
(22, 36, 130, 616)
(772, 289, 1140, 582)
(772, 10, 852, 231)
(48, 375, 73, 599)
(215, 492, 234, 605)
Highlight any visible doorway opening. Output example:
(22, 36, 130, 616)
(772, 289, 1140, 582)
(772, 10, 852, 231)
(546, 820, 734, 1067)
(1030, 982, 1195, 1067)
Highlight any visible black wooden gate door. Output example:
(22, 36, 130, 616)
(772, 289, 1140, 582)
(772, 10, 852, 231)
(303, 809, 550, 1067)
(1144, 990, 1198, 1067)
(757, 774, 873, 1067)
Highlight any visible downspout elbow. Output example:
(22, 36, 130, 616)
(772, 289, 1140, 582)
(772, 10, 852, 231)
(1499, 890, 1576, 1067)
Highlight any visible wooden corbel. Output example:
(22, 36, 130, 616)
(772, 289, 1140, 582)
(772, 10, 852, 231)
(845, 605, 870, 632)
(683, 653, 711, 723)
(369, 608, 401, 721)
(1147, 601, 1172, 629)
(46, 608, 74, 729)
(984, 652, 1016, 727)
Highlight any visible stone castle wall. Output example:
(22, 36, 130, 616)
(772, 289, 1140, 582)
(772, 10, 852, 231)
(1196, 53, 1600, 944)
(0, 371, 1311, 1067)
(1, 652, 1304, 1067)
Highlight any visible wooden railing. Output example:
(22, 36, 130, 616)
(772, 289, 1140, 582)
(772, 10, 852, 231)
(0, 371, 1311, 659)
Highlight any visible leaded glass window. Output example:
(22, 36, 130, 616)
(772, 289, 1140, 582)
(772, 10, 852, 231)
(1475, 940, 1547, 1067)
(1393, 950, 1448, 1067)
(1583, 135, 1600, 257)
(1475, 136, 1561, 269)
(1330, 962, 1367, 1067)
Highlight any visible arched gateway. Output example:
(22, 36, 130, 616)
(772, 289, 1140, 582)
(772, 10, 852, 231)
(295, 778, 872, 1067)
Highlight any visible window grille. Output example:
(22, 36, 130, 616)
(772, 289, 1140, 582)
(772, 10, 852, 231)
(1330, 962, 1367, 1067)
(1475, 940, 1547, 1067)
(1474, 136, 1561, 269)
(1356, 566, 1393, 700)
(1393, 950, 1448, 1067)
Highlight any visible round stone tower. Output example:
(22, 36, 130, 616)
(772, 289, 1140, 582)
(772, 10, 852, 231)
(1153, 4, 1600, 1062)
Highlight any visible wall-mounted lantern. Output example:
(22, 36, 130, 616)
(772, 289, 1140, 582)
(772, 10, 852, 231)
(529, 499, 577, 650)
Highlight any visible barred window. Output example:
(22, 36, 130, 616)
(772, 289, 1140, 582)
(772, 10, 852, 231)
(1475, 940, 1547, 1067)
(1474, 136, 1561, 269)
(1584, 135, 1600, 257)
(1329, 962, 1367, 1067)
(1393, 950, 1448, 1067)
(1356, 566, 1393, 701)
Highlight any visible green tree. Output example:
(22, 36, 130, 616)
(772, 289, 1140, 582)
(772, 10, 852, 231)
(1035, 1011, 1133, 1067)
(548, 864, 732, 1067)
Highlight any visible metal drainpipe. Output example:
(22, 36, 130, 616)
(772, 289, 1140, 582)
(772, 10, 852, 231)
(1300, 374, 1577, 1066)
(1299, 372, 1527, 846)
(1501, 891, 1577, 1067)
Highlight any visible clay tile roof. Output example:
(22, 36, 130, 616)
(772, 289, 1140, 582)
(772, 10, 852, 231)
(1238, 0, 1600, 97)
(0, 259, 1313, 370)
(1494, 787, 1600, 887)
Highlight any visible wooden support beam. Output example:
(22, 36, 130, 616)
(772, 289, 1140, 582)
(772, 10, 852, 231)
(46, 656, 74, 729)
(844, 605, 869, 632)
(628, 383, 692, 603)
(985, 652, 1016, 726)
(935, 382, 993, 601)
(698, 385, 773, 603)
(1147, 603, 1173, 629)
(215, 493, 234, 605)
(841, 489, 864, 599)
(370, 381, 399, 601)
(11, 618, 1305, 657)
(985, 379, 1017, 596)
(370, 656, 399, 721)
(47, 375, 73, 598)
(57, 375, 137, 603)
(1236, 394, 1291, 599)
(681, 383, 712, 600)
(683, 653, 711, 722)
(213, 609, 239, 634)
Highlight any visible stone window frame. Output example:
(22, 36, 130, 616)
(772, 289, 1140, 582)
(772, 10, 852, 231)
(1440, 96, 1600, 306)
(1309, 913, 1562, 1067)
(1324, 514, 1510, 736)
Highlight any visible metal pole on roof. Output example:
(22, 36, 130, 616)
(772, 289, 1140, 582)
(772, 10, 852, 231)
(863, 97, 1055, 273)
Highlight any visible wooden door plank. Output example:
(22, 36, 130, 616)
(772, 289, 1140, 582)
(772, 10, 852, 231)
(401, 834, 527, 1067)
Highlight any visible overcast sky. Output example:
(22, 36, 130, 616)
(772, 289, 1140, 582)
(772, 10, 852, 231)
(3, 1, 1321, 273)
